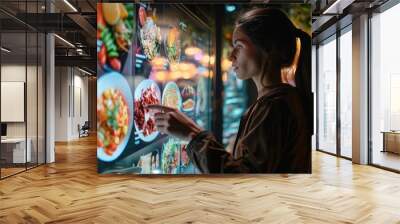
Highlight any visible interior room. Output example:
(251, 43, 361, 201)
(0, 0, 399, 223)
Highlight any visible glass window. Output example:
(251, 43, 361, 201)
(0, 0, 46, 179)
(221, 6, 248, 149)
(38, 32, 46, 165)
(317, 36, 337, 154)
(1, 21, 28, 177)
(312, 45, 317, 150)
(339, 28, 352, 158)
(371, 3, 400, 171)
(27, 31, 38, 169)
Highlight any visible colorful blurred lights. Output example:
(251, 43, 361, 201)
(184, 46, 202, 56)
(194, 52, 203, 61)
(225, 5, 236, 13)
(222, 58, 232, 72)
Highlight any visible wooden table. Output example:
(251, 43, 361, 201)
(1, 138, 31, 164)
(381, 131, 400, 154)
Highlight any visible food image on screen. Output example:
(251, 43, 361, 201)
(182, 99, 195, 111)
(97, 3, 134, 71)
(151, 151, 160, 173)
(164, 26, 181, 63)
(162, 82, 182, 110)
(97, 88, 130, 156)
(135, 87, 159, 135)
(139, 17, 161, 60)
(138, 6, 147, 27)
(196, 77, 207, 114)
(181, 145, 190, 167)
(134, 80, 161, 141)
(181, 85, 195, 112)
(138, 153, 152, 174)
(162, 138, 181, 174)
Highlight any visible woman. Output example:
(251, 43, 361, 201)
(148, 8, 312, 173)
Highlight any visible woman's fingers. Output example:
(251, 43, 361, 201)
(155, 124, 167, 134)
(154, 117, 168, 126)
(153, 112, 170, 133)
(147, 104, 176, 113)
(154, 112, 168, 120)
(154, 112, 171, 126)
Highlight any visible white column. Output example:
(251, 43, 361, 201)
(46, 1, 55, 163)
(46, 33, 55, 163)
(352, 14, 369, 164)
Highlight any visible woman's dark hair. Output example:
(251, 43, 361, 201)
(235, 8, 313, 134)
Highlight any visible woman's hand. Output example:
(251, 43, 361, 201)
(147, 104, 204, 142)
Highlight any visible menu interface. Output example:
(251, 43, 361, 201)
(97, 3, 213, 174)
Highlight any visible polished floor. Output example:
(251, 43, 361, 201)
(1, 164, 42, 178)
(0, 167, 25, 178)
(372, 150, 400, 171)
(0, 135, 400, 223)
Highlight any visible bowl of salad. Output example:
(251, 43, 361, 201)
(164, 26, 181, 63)
(97, 3, 135, 72)
(97, 71, 133, 162)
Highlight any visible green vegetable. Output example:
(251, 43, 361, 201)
(124, 20, 131, 30)
(107, 44, 117, 52)
(98, 130, 104, 141)
(101, 28, 110, 39)
(105, 38, 114, 48)
(108, 51, 119, 57)
(98, 23, 106, 31)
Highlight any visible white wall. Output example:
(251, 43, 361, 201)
(54, 66, 89, 141)
(72, 72, 89, 138)
(55, 66, 69, 141)
(1, 64, 45, 163)
(1, 65, 35, 138)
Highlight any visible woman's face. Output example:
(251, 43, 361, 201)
(229, 27, 260, 80)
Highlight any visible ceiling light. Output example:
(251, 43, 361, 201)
(1, 47, 11, 53)
(323, 0, 341, 14)
(78, 67, 92, 76)
(322, 0, 354, 15)
(63, 0, 78, 12)
(54, 34, 75, 48)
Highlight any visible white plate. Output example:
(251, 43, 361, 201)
(134, 79, 161, 142)
(162, 81, 182, 111)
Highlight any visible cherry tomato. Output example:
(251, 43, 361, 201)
(98, 45, 107, 66)
(97, 138, 104, 148)
(109, 142, 117, 152)
(97, 4, 105, 28)
(109, 57, 121, 71)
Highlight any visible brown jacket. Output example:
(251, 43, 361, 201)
(186, 84, 311, 173)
